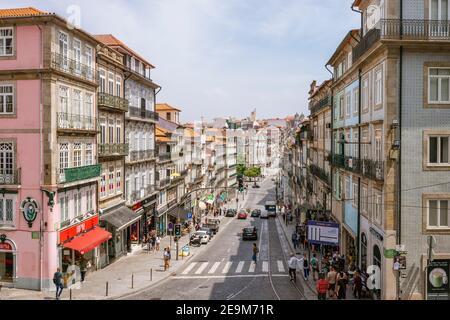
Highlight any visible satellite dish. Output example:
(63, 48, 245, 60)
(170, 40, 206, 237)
(366, 5, 380, 30)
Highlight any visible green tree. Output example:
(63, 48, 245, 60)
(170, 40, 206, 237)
(237, 164, 246, 177)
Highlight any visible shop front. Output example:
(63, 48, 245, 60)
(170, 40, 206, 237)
(342, 224, 356, 266)
(155, 207, 167, 237)
(59, 215, 112, 288)
(0, 238, 16, 285)
(134, 194, 157, 237)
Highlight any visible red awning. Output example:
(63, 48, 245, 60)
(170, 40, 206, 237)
(63, 227, 112, 255)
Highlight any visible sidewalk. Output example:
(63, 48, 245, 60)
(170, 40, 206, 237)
(0, 201, 242, 301)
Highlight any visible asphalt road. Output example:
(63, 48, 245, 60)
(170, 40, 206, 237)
(123, 177, 306, 300)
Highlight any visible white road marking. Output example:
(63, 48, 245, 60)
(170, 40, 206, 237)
(182, 262, 197, 275)
(195, 262, 209, 274)
(277, 260, 285, 273)
(208, 262, 221, 274)
(248, 263, 256, 273)
(222, 262, 232, 274)
(262, 261, 269, 273)
(235, 261, 245, 273)
(174, 274, 289, 280)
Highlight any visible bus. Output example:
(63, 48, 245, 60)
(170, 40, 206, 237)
(265, 201, 277, 217)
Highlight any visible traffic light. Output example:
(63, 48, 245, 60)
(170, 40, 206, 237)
(238, 178, 244, 192)
(174, 224, 181, 237)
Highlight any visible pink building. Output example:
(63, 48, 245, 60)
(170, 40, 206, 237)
(0, 7, 111, 291)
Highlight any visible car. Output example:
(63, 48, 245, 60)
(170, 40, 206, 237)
(260, 211, 269, 219)
(206, 218, 221, 226)
(225, 209, 237, 217)
(195, 231, 210, 244)
(242, 227, 258, 240)
(203, 223, 219, 234)
(251, 209, 261, 217)
(238, 212, 248, 219)
(200, 227, 214, 238)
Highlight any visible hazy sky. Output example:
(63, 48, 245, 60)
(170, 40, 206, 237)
(3, 0, 360, 121)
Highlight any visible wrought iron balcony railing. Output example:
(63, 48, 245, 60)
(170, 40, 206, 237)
(309, 164, 331, 184)
(0, 169, 20, 185)
(98, 92, 129, 112)
(158, 153, 172, 162)
(344, 156, 361, 174)
(51, 52, 97, 83)
(361, 159, 384, 182)
(157, 177, 171, 189)
(309, 95, 332, 115)
(128, 107, 159, 121)
(57, 112, 97, 132)
(128, 149, 155, 162)
(331, 154, 345, 169)
(99, 143, 129, 157)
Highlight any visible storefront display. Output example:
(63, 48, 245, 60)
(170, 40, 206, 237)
(0, 241, 14, 282)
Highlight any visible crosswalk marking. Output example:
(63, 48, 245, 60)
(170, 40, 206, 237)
(222, 262, 232, 274)
(248, 263, 256, 273)
(182, 262, 197, 275)
(277, 260, 285, 273)
(208, 262, 221, 274)
(262, 261, 269, 273)
(235, 261, 245, 273)
(195, 262, 209, 274)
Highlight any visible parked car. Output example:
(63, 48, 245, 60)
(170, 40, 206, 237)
(226, 209, 237, 217)
(195, 231, 210, 244)
(203, 223, 219, 234)
(189, 234, 202, 247)
(206, 218, 221, 226)
(238, 211, 248, 219)
(200, 227, 214, 238)
(242, 226, 258, 240)
(260, 211, 269, 219)
(251, 209, 261, 217)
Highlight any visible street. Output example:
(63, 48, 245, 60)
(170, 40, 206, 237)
(122, 178, 308, 300)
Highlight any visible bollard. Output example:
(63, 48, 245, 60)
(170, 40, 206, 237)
(150, 268, 153, 281)
(70, 288, 72, 300)
(106, 281, 109, 297)
(132, 274, 134, 289)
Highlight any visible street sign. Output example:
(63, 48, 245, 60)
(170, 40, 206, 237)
(168, 223, 174, 232)
(187, 212, 193, 219)
(307, 220, 339, 246)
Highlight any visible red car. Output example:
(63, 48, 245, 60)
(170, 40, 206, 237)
(238, 211, 248, 219)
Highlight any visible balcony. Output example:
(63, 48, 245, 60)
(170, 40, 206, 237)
(0, 169, 20, 185)
(128, 149, 155, 163)
(180, 169, 188, 177)
(129, 185, 157, 204)
(158, 153, 172, 162)
(344, 156, 361, 174)
(51, 52, 97, 83)
(58, 164, 101, 184)
(309, 164, 331, 185)
(99, 143, 129, 157)
(361, 159, 384, 182)
(353, 19, 450, 63)
(167, 198, 177, 208)
(128, 107, 159, 122)
(98, 92, 129, 113)
(125, 65, 154, 82)
(309, 96, 331, 115)
(157, 177, 171, 189)
(331, 154, 345, 169)
(57, 113, 97, 133)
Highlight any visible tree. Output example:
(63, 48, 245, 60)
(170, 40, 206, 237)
(244, 166, 261, 179)
(237, 164, 246, 178)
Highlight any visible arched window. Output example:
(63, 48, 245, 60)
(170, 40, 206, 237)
(373, 245, 381, 268)
(0, 239, 16, 282)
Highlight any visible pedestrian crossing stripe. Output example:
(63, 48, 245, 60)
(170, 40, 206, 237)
(222, 262, 232, 273)
(195, 262, 209, 274)
(182, 262, 197, 275)
(262, 261, 269, 273)
(208, 262, 221, 274)
(236, 261, 245, 273)
(277, 261, 285, 273)
(248, 263, 256, 273)
(182, 260, 286, 276)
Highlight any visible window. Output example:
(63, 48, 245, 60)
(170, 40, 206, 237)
(116, 122, 122, 144)
(345, 92, 351, 117)
(116, 170, 121, 191)
(109, 120, 114, 144)
(352, 183, 358, 207)
(59, 143, 69, 175)
(362, 186, 368, 213)
(428, 199, 450, 229)
(109, 168, 115, 195)
(85, 46, 93, 79)
(374, 190, 382, 224)
(374, 68, 383, 106)
(85, 143, 93, 166)
(0, 28, 14, 56)
(73, 90, 82, 117)
(362, 129, 370, 159)
(0, 195, 14, 226)
(362, 77, 369, 112)
(59, 195, 69, 223)
(58, 31, 68, 68)
(0, 142, 14, 178)
(354, 132, 359, 158)
(375, 130, 382, 161)
(73, 143, 82, 167)
(84, 93, 93, 120)
(429, 68, 450, 103)
(99, 69, 106, 93)
(339, 96, 344, 118)
(116, 76, 122, 97)
(167, 112, 171, 121)
(0, 84, 13, 114)
(73, 39, 81, 73)
(74, 192, 82, 218)
(429, 136, 449, 165)
(86, 189, 93, 213)
(108, 72, 114, 95)
(59, 86, 69, 115)
(353, 88, 359, 114)
(100, 120, 106, 144)
(100, 174, 107, 198)
(345, 178, 351, 201)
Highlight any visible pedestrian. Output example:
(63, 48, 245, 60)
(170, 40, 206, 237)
(311, 253, 319, 281)
(156, 236, 161, 251)
(80, 258, 87, 282)
(152, 235, 157, 252)
(327, 266, 337, 299)
(288, 253, 303, 282)
(299, 232, 306, 250)
(291, 232, 298, 249)
(53, 268, 64, 300)
(163, 247, 170, 271)
(316, 273, 329, 300)
(336, 271, 348, 300)
(339, 254, 345, 272)
(302, 253, 310, 281)
(147, 235, 152, 251)
(353, 270, 363, 299)
(252, 243, 259, 264)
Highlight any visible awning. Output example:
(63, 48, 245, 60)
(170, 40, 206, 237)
(100, 206, 141, 231)
(63, 227, 112, 255)
(167, 207, 191, 221)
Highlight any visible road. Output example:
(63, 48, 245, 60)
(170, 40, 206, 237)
(122, 177, 307, 300)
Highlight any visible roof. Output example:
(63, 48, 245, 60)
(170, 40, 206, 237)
(326, 29, 360, 66)
(94, 34, 155, 68)
(100, 206, 141, 231)
(156, 126, 174, 143)
(0, 7, 48, 17)
(156, 103, 181, 112)
(285, 115, 295, 121)
(352, 0, 362, 7)
(309, 79, 333, 99)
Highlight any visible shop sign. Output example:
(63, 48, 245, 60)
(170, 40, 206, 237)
(59, 215, 99, 244)
(0, 242, 13, 251)
(20, 197, 39, 228)
(384, 249, 397, 259)
(132, 202, 143, 212)
(31, 232, 40, 240)
(307, 220, 339, 246)
(427, 259, 450, 300)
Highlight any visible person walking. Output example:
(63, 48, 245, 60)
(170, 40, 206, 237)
(327, 266, 338, 299)
(151, 235, 157, 253)
(353, 270, 363, 299)
(288, 253, 303, 282)
(311, 253, 320, 281)
(80, 258, 87, 282)
(336, 271, 348, 300)
(155, 236, 161, 251)
(53, 268, 64, 300)
(163, 247, 170, 271)
(291, 232, 298, 250)
(316, 273, 329, 300)
(252, 243, 259, 264)
(302, 253, 310, 281)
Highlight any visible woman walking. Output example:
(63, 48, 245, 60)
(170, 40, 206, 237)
(336, 271, 348, 300)
(252, 243, 259, 264)
(155, 236, 161, 251)
(163, 247, 170, 271)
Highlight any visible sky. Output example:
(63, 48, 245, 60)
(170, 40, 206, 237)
(2, 0, 360, 122)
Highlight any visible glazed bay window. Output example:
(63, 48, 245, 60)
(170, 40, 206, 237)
(85, 143, 93, 166)
(0, 84, 14, 115)
(59, 143, 69, 177)
(428, 200, 450, 229)
(429, 136, 449, 165)
(0, 195, 15, 227)
(0, 28, 13, 56)
(73, 143, 82, 167)
(429, 68, 450, 103)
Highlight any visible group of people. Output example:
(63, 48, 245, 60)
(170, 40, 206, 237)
(291, 230, 306, 251)
(144, 232, 161, 252)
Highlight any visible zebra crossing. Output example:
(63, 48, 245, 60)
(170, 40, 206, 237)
(179, 260, 287, 277)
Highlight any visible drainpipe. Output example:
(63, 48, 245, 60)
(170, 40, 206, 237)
(351, 3, 364, 37)
(38, 24, 44, 292)
(357, 68, 362, 269)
